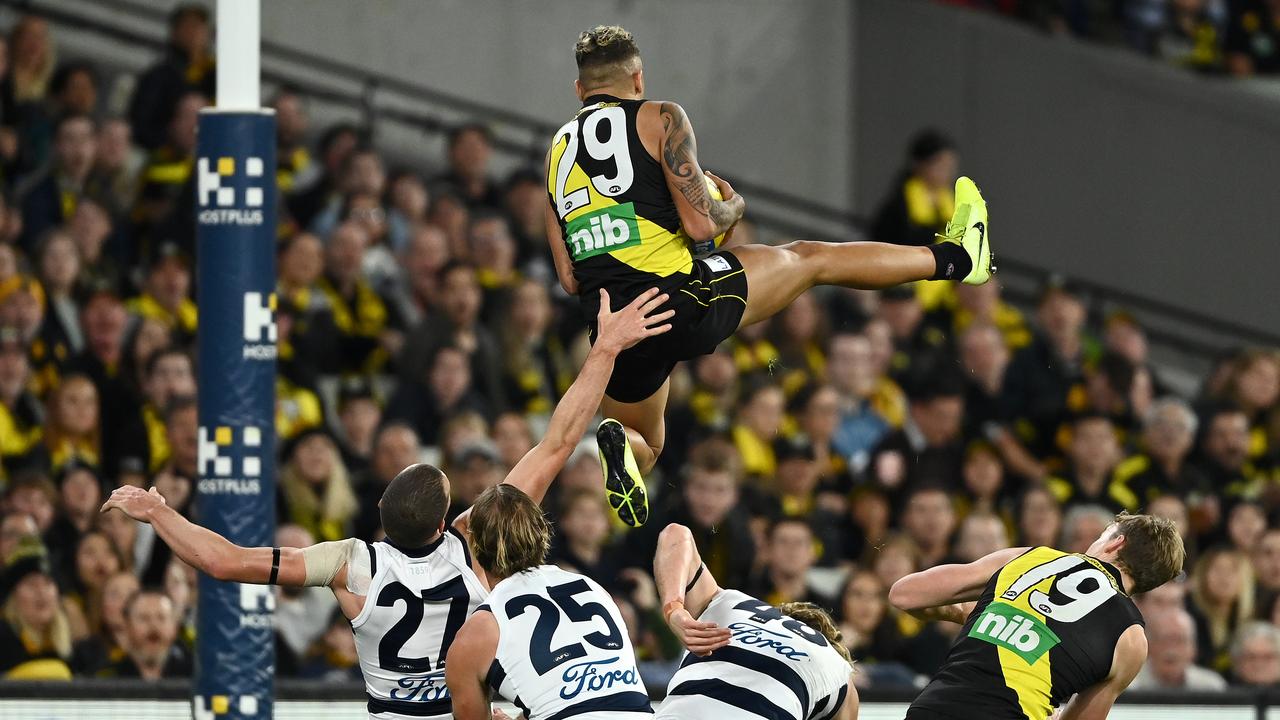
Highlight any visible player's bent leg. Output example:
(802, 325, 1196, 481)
(601, 379, 668, 473)
(730, 241, 936, 328)
(598, 380, 669, 527)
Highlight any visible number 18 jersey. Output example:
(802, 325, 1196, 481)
(546, 95, 694, 308)
(350, 529, 488, 720)
(910, 547, 1144, 720)
(482, 565, 652, 720)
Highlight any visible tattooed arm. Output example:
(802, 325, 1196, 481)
(642, 100, 745, 242)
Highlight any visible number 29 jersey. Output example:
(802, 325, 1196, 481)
(482, 565, 652, 720)
(350, 529, 488, 720)
(546, 95, 694, 309)
(910, 547, 1144, 720)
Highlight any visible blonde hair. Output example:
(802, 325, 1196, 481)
(3, 597, 71, 660)
(574, 26, 641, 85)
(1190, 546, 1255, 651)
(2, 543, 72, 660)
(778, 602, 853, 667)
(280, 437, 358, 542)
(468, 484, 550, 579)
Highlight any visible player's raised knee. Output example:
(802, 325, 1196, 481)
(773, 240, 829, 278)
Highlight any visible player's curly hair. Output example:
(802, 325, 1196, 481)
(778, 601, 854, 668)
(574, 25, 641, 84)
(468, 484, 551, 579)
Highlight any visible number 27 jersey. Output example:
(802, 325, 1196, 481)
(911, 546, 1144, 720)
(350, 530, 488, 720)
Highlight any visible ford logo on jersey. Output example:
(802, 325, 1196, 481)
(560, 656, 639, 700)
(390, 672, 449, 703)
(728, 622, 810, 660)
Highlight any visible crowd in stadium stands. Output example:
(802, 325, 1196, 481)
(1, 1, 1280, 696)
(939, 0, 1280, 75)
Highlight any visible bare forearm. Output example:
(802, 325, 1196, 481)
(908, 602, 971, 625)
(148, 504, 252, 579)
(891, 567, 986, 611)
(497, 342, 620, 508)
(544, 343, 618, 450)
(709, 195, 745, 236)
(655, 525, 700, 606)
(890, 548, 1026, 611)
(147, 504, 278, 583)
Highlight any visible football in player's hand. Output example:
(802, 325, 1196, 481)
(692, 175, 727, 253)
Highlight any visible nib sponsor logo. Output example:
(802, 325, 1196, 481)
(969, 602, 1061, 665)
(564, 202, 642, 260)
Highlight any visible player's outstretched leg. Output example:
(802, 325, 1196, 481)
(731, 176, 991, 328)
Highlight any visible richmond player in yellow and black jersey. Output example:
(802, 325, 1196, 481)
(890, 512, 1185, 720)
(546, 26, 995, 529)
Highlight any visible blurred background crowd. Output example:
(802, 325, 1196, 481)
(940, 0, 1280, 75)
(1, 1, 1280, 698)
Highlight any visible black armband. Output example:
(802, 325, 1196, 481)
(269, 547, 281, 585)
(685, 563, 705, 594)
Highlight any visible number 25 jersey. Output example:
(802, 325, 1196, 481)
(910, 546, 1144, 720)
(546, 95, 694, 307)
(350, 530, 488, 720)
(483, 565, 652, 720)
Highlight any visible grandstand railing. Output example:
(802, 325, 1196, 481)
(0, 679, 1275, 719)
(13, 0, 1279, 388)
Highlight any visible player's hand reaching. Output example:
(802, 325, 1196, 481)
(595, 287, 674, 354)
(667, 606, 732, 657)
(101, 485, 167, 522)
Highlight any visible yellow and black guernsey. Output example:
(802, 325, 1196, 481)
(547, 95, 693, 301)
(908, 547, 1144, 720)
(547, 94, 749, 403)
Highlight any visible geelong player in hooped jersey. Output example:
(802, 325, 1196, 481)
(101, 288, 674, 720)
(446, 484, 652, 720)
(650, 523, 857, 720)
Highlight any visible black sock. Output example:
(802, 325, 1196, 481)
(929, 242, 972, 281)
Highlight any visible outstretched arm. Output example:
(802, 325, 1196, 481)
(654, 523, 731, 656)
(889, 546, 1028, 622)
(648, 101, 745, 241)
(453, 288, 673, 537)
(101, 486, 347, 587)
